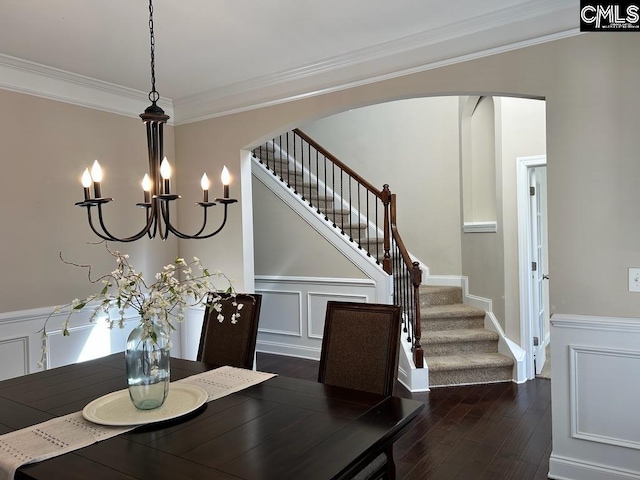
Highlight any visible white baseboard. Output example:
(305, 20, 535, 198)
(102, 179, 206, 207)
(256, 340, 321, 361)
(549, 454, 640, 480)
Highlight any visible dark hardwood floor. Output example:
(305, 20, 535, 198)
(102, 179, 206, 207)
(256, 352, 551, 480)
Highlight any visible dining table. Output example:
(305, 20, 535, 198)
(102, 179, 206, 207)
(0, 353, 424, 480)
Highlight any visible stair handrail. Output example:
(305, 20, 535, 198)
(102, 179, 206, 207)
(390, 193, 424, 368)
(293, 129, 383, 198)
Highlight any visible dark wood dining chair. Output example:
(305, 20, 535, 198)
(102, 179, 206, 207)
(318, 301, 402, 480)
(197, 293, 262, 370)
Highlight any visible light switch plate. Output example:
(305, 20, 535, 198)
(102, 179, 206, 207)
(629, 268, 640, 292)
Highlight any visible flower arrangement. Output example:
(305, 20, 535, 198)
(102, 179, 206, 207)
(39, 242, 241, 368)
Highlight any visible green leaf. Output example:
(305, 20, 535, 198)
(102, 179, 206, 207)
(63, 329, 70, 336)
(73, 302, 86, 310)
(101, 285, 108, 295)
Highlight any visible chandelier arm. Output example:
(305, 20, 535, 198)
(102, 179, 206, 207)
(92, 203, 156, 243)
(158, 200, 170, 240)
(190, 207, 210, 237)
(162, 206, 209, 239)
(85, 207, 119, 242)
(163, 204, 231, 240)
(195, 204, 231, 239)
(146, 200, 160, 239)
(159, 200, 191, 240)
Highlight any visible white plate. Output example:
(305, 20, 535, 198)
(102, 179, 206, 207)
(82, 384, 208, 426)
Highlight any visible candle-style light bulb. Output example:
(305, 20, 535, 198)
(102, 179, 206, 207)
(81, 168, 92, 188)
(90, 160, 103, 182)
(201, 173, 210, 203)
(90, 160, 103, 198)
(221, 166, 230, 199)
(160, 157, 171, 194)
(141, 174, 151, 203)
(200, 173, 210, 190)
(160, 157, 171, 179)
(81, 168, 92, 200)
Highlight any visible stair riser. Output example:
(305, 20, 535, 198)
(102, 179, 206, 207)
(424, 340, 498, 357)
(421, 317, 485, 331)
(326, 214, 352, 224)
(341, 226, 368, 235)
(428, 366, 513, 387)
(419, 286, 463, 307)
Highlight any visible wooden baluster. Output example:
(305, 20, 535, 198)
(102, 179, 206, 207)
(381, 186, 392, 275)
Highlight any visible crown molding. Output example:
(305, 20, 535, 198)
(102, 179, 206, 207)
(0, 0, 577, 125)
(173, 0, 580, 124)
(0, 53, 174, 122)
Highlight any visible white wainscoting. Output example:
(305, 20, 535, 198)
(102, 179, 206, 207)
(0, 306, 185, 380)
(549, 314, 640, 480)
(254, 276, 377, 360)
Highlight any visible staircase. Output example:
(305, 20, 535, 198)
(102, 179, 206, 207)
(420, 285, 514, 387)
(253, 131, 517, 390)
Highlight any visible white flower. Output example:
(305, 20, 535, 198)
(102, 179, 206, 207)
(39, 241, 240, 370)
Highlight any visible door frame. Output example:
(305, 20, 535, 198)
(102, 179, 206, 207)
(517, 155, 547, 380)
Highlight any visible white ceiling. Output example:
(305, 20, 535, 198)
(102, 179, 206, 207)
(0, 0, 579, 123)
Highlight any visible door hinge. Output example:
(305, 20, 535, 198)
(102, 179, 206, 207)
(533, 337, 539, 346)
(530, 186, 535, 196)
(532, 261, 537, 271)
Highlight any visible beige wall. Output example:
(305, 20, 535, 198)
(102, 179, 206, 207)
(252, 177, 365, 278)
(176, 33, 640, 342)
(460, 96, 506, 325)
(0, 90, 176, 313)
(298, 97, 461, 275)
(466, 96, 497, 222)
(4, 32, 637, 343)
(499, 97, 546, 340)
(461, 96, 546, 333)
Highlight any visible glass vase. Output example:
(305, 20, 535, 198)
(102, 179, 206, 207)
(125, 321, 170, 410)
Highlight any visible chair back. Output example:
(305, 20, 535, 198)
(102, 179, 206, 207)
(318, 301, 402, 396)
(197, 293, 262, 369)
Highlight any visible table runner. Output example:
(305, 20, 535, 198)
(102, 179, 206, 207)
(0, 366, 276, 480)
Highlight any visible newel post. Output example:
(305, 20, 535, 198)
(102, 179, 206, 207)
(381, 185, 392, 275)
(411, 261, 424, 368)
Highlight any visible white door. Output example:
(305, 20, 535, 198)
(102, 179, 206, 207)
(530, 167, 548, 374)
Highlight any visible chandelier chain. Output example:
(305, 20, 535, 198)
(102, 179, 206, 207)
(148, 0, 159, 103)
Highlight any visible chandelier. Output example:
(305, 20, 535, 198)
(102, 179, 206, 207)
(75, 0, 236, 242)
